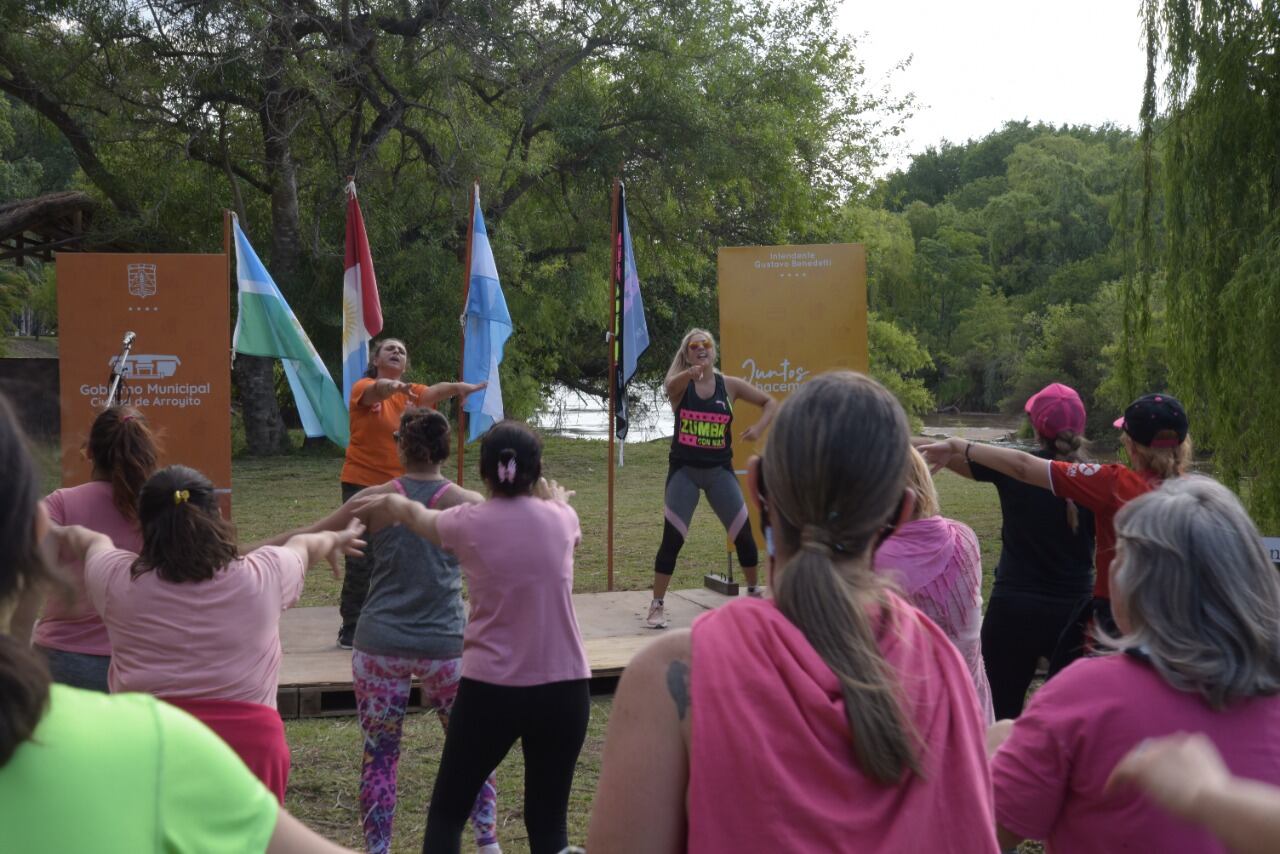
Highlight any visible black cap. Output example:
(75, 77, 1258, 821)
(1113, 394, 1188, 448)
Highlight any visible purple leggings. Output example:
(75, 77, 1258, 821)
(353, 651, 498, 853)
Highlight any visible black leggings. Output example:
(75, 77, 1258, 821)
(339, 481, 372, 628)
(981, 591, 1083, 720)
(423, 678, 591, 854)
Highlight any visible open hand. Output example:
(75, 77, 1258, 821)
(535, 477, 575, 503)
(1106, 733, 1230, 818)
(742, 423, 764, 443)
(918, 438, 964, 474)
(460, 381, 488, 399)
(324, 518, 367, 578)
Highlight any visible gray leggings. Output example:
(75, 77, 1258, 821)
(655, 464, 758, 575)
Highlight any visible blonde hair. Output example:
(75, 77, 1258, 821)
(1038, 428, 1089, 533)
(764, 371, 919, 783)
(665, 328, 718, 386)
(903, 447, 939, 520)
(1127, 434, 1194, 480)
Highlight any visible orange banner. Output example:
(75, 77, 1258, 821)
(717, 243, 868, 550)
(56, 253, 233, 513)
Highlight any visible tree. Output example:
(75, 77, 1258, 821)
(0, 0, 906, 453)
(1136, 0, 1280, 526)
(868, 312, 933, 430)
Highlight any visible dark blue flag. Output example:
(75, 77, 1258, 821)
(614, 183, 650, 440)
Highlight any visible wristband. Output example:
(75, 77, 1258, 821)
(964, 441, 974, 464)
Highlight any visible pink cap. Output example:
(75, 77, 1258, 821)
(1025, 383, 1086, 440)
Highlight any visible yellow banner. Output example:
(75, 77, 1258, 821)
(717, 243, 868, 551)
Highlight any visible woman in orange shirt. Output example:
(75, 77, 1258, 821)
(338, 337, 484, 648)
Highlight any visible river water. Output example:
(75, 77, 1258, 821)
(533, 383, 1026, 443)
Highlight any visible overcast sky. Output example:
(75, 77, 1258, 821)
(838, 0, 1149, 169)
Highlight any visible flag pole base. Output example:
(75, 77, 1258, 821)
(703, 573, 739, 597)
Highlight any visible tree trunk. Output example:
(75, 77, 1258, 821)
(234, 354, 290, 454)
(233, 9, 305, 456)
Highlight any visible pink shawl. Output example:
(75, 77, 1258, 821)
(875, 515, 994, 723)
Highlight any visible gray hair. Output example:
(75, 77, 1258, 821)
(1106, 476, 1280, 709)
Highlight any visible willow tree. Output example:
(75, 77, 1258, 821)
(1135, 0, 1280, 527)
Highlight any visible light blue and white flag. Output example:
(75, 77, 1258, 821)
(461, 186, 512, 443)
(232, 216, 350, 447)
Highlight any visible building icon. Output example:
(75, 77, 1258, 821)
(110, 354, 181, 379)
(128, 263, 157, 299)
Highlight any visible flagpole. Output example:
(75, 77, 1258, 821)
(223, 209, 233, 519)
(458, 182, 478, 486)
(607, 178, 622, 592)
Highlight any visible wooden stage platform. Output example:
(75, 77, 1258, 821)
(277, 587, 744, 718)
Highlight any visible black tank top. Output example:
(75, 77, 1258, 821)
(670, 373, 734, 467)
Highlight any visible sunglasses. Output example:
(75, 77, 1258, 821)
(687, 340, 713, 352)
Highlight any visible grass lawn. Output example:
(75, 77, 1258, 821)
(35, 433, 1009, 852)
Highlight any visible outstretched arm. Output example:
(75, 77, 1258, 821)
(420, 381, 486, 407)
(911, 435, 975, 479)
(43, 523, 115, 564)
(920, 437, 1050, 491)
(248, 482, 396, 551)
(359, 378, 420, 406)
(279, 518, 367, 579)
(725, 376, 778, 442)
(1107, 733, 1280, 854)
(665, 365, 703, 410)
(587, 631, 692, 853)
(347, 493, 444, 546)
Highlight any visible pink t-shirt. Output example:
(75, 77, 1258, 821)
(37, 482, 143, 656)
(436, 497, 590, 686)
(84, 547, 305, 708)
(687, 595, 998, 853)
(993, 653, 1280, 853)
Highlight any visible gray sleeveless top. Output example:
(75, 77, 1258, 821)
(352, 477, 465, 659)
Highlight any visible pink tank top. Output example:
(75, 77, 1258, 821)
(687, 595, 998, 853)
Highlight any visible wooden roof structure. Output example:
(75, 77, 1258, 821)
(0, 191, 104, 265)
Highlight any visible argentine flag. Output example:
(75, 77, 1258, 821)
(232, 217, 350, 447)
(342, 181, 384, 408)
(462, 186, 513, 443)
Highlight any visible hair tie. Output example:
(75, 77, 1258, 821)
(497, 459, 517, 484)
(173, 489, 190, 505)
(799, 524, 833, 557)
(121, 414, 136, 423)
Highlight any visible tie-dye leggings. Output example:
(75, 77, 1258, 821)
(353, 650, 498, 853)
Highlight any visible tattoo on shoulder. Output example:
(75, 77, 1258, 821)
(666, 659, 691, 720)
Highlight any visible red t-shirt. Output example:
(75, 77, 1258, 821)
(1048, 461, 1161, 599)
(339, 377, 430, 487)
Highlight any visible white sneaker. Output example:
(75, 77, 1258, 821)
(746, 586, 765, 598)
(479, 845, 502, 854)
(646, 598, 669, 629)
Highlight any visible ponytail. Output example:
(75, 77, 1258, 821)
(133, 465, 238, 583)
(88, 406, 159, 521)
(763, 372, 920, 783)
(773, 536, 920, 782)
(1045, 430, 1088, 534)
(479, 421, 543, 497)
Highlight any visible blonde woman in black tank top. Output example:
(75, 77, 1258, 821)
(647, 328, 778, 628)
